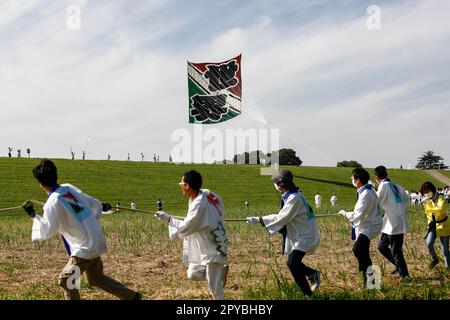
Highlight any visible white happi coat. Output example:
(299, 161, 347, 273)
(32, 184, 107, 260)
(330, 195, 337, 206)
(314, 194, 322, 206)
(345, 184, 382, 240)
(261, 191, 319, 255)
(377, 179, 410, 235)
(169, 189, 228, 266)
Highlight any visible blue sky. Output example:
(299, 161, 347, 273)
(0, 0, 449, 168)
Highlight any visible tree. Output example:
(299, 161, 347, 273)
(337, 160, 363, 168)
(232, 151, 273, 165)
(233, 152, 249, 164)
(278, 148, 302, 166)
(231, 148, 302, 166)
(416, 151, 448, 170)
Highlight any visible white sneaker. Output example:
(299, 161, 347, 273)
(309, 270, 321, 292)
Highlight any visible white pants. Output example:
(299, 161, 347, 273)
(187, 263, 227, 300)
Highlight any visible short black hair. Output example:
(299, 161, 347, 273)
(374, 165, 388, 180)
(420, 181, 436, 195)
(32, 159, 58, 187)
(183, 170, 202, 191)
(352, 168, 370, 185)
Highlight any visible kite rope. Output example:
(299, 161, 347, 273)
(0, 205, 23, 212)
(24, 200, 242, 221)
(0, 200, 340, 221)
(2, 202, 445, 219)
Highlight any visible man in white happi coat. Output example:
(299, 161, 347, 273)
(155, 170, 228, 299)
(339, 168, 382, 287)
(330, 194, 337, 207)
(22, 159, 140, 300)
(246, 169, 320, 296)
(374, 166, 410, 278)
(314, 193, 322, 208)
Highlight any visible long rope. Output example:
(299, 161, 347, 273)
(0, 201, 332, 220)
(113, 205, 252, 221)
(1, 202, 446, 219)
(26, 201, 247, 222)
(115, 205, 342, 220)
(0, 206, 23, 212)
(112, 205, 186, 220)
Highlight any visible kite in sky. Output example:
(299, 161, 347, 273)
(188, 54, 242, 124)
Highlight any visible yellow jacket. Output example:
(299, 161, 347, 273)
(424, 194, 450, 237)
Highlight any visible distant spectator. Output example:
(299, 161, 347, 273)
(8, 147, 12, 158)
(131, 201, 137, 210)
(157, 199, 163, 211)
(445, 187, 450, 203)
(410, 191, 419, 206)
(330, 194, 337, 207)
(17, 149, 21, 158)
(314, 193, 322, 208)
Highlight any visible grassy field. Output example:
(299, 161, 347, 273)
(0, 157, 448, 300)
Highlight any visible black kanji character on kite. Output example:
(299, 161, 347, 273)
(190, 94, 228, 122)
(204, 60, 239, 92)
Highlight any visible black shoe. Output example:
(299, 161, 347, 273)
(308, 271, 321, 292)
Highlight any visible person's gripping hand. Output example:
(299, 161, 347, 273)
(22, 201, 36, 218)
(246, 216, 260, 225)
(102, 203, 112, 212)
(155, 211, 171, 223)
(338, 210, 347, 217)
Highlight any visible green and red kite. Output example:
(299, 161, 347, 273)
(188, 54, 242, 124)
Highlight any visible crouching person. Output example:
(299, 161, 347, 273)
(155, 170, 228, 299)
(247, 169, 320, 297)
(23, 159, 141, 300)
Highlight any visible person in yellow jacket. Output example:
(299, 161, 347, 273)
(420, 182, 450, 269)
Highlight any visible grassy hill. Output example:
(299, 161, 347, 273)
(0, 157, 444, 215)
(0, 158, 448, 300)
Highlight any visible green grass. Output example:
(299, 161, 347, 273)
(0, 157, 448, 300)
(0, 158, 444, 214)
